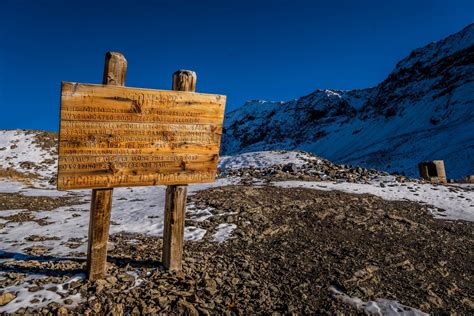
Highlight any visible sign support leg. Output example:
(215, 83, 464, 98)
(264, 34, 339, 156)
(87, 188, 113, 280)
(86, 52, 127, 280)
(162, 70, 197, 271)
(162, 185, 188, 270)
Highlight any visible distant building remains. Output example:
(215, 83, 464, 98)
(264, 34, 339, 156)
(418, 160, 447, 184)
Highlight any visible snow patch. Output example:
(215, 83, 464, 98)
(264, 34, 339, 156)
(330, 286, 428, 316)
(212, 223, 237, 243)
(187, 204, 214, 222)
(219, 151, 318, 170)
(184, 226, 207, 241)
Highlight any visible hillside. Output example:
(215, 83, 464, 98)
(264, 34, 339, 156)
(222, 23, 474, 179)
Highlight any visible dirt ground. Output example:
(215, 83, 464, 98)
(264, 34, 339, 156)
(1, 185, 473, 314)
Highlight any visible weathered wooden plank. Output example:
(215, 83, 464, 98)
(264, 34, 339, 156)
(59, 158, 217, 174)
(59, 170, 215, 190)
(87, 188, 113, 280)
(58, 153, 217, 168)
(59, 163, 218, 178)
(58, 145, 219, 156)
(162, 185, 187, 271)
(60, 110, 223, 124)
(60, 82, 225, 111)
(86, 51, 127, 281)
(162, 70, 196, 271)
(60, 121, 222, 134)
(59, 133, 221, 146)
(57, 79, 226, 190)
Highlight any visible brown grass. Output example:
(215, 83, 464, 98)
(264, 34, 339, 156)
(0, 167, 39, 183)
(32, 130, 58, 154)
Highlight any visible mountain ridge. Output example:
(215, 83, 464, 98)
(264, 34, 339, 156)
(222, 23, 474, 179)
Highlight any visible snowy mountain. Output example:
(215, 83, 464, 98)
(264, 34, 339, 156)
(222, 23, 474, 179)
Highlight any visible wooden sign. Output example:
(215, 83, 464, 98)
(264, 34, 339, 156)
(57, 82, 226, 190)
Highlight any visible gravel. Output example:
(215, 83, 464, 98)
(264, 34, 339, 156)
(1, 185, 472, 314)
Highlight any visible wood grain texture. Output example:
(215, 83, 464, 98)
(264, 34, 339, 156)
(162, 70, 197, 271)
(172, 70, 196, 91)
(102, 51, 127, 86)
(86, 51, 126, 281)
(87, 188, 113, 280)
(162, 185, 187, 271)
(57, 80, 226, 190)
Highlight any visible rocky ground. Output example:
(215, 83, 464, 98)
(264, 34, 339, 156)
(219, 154, 410, 185)
(1, 184, 473, 315)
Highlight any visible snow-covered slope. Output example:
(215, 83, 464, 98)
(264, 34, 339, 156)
(0, 130, 57, 186)
(222, 24, 474, 179)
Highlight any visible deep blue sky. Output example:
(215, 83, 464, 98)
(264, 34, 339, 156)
(0, 0, 473, 131)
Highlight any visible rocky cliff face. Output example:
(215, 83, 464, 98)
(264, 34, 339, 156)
(222, 24, 474, 179)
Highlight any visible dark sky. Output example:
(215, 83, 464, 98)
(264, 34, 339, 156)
(0, 0, 473, 131)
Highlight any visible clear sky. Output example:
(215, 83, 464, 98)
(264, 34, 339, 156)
(0, 0, 473, 131)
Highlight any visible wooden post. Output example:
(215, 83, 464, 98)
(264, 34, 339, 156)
(86, 52, 127, 280)
(162, 70, 196, 271)
(433, 160, 447, 184)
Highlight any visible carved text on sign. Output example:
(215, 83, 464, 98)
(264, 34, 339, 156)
(57, 82, 226, 190)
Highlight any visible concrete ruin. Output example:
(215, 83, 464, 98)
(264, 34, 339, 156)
(418, 160, 447, 184)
